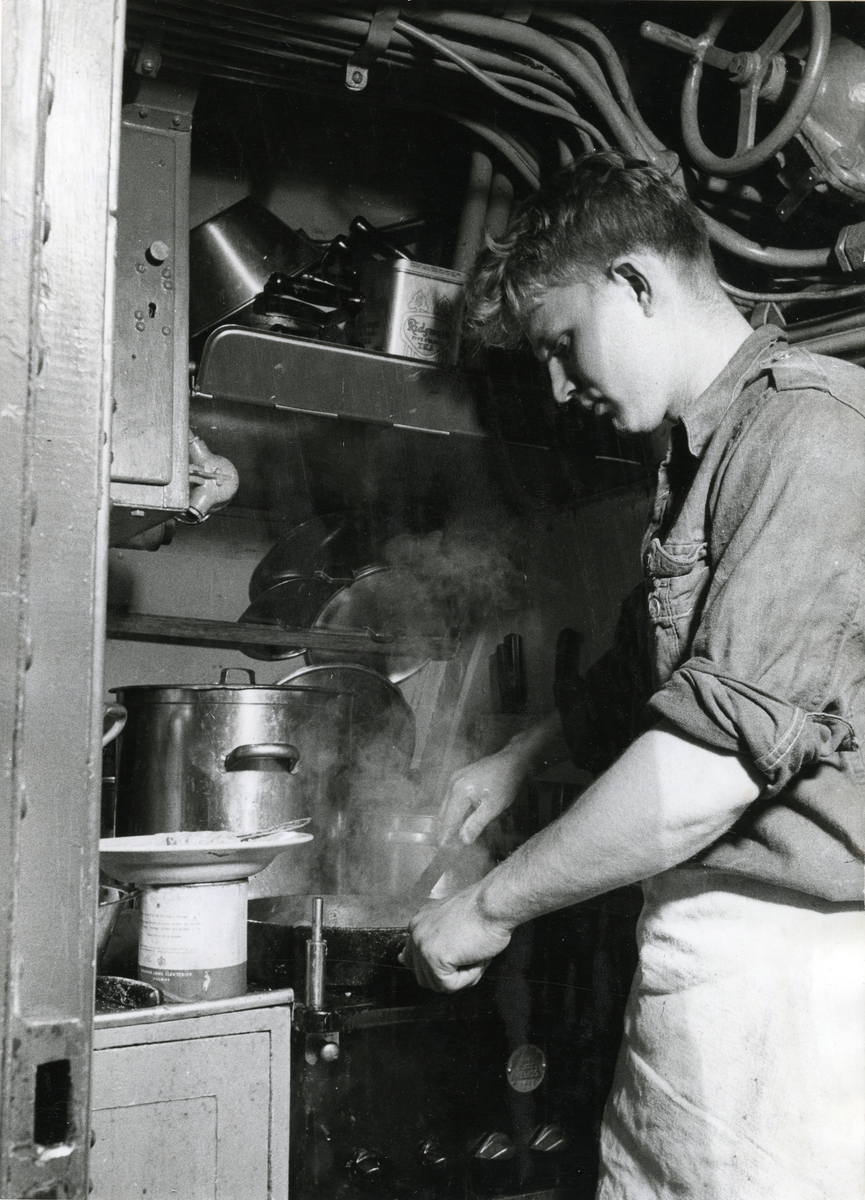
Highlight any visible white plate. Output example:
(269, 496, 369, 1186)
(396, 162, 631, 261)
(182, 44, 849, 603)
(99, 830, 314, 886)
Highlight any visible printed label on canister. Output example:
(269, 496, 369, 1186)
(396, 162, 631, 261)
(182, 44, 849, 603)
(139, 880, 247, 1003)
(401, 288, 456, 360)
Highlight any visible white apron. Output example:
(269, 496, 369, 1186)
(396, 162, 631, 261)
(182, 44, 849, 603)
(596, 868, 865, 1200)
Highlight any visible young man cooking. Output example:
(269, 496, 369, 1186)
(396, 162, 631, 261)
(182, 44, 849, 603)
(400, 152, 865, 1200)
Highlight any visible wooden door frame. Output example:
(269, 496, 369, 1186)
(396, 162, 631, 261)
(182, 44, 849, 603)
(0, 1, 125, 1195)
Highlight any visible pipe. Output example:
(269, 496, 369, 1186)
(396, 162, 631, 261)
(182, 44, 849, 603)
(485, 171, 515, 241)
(127, 5, 579, 102)
(794, 325, 865, 357)
(535, 9, 667, 155)
(721, 279, 865, 304)
(305, 896, 326, 1011)
(426, 109, 540, 187)
(414, 11, 646, 158)
(702, 211, 833, 270)
(453, 147, 494, 273)
(787, 310, 865, 343)
(396, 19, 609, 149)
(184, 433, 240, 522)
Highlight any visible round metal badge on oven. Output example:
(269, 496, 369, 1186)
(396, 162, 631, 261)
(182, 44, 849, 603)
(506, 1044, 546, 1093)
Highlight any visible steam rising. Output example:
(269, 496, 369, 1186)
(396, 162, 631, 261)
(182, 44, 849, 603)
(257, 521, 525, 908)
(382, 523, 524, 633)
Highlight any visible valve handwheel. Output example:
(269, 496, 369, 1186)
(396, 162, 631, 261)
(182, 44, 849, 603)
(642, 2, 831, 177)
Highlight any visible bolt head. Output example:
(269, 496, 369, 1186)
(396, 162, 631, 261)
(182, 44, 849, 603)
(147, 240, 170, 264)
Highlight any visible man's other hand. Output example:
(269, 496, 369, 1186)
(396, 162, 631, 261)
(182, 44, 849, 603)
(399, 884, 513, 992)
(438, 747, 527, 846)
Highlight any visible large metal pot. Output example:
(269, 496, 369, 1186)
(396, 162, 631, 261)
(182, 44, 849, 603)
(112, 668, 349, 895)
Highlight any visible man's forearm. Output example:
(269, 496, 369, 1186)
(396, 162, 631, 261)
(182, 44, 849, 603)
(477, 721, 762, 929)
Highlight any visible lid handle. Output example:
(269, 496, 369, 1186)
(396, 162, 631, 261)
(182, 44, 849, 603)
(219, 667, 256, 686)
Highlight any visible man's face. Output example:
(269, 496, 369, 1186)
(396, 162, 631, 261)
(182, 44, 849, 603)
(523, 272, 677, 435)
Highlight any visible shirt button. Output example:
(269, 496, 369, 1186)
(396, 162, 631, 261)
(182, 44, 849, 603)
(648, 596, 662, 619)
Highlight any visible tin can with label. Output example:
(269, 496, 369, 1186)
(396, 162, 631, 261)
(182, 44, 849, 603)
(356, 259, 465, 364)
(138, 880, 247, 1003)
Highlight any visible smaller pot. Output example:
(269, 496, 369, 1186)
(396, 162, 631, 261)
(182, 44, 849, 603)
(247, 900, 415, 1002)
(97, 884, 136, 968)
(189, 197, 320, 338)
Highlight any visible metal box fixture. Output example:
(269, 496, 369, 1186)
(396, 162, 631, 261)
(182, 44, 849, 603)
(110, 78, 194, 513)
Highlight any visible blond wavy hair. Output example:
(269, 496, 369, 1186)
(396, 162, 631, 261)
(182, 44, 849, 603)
(464, 151, 717, 349)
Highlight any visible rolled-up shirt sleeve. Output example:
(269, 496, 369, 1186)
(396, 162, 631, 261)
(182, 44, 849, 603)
(647, 384, 865, 798)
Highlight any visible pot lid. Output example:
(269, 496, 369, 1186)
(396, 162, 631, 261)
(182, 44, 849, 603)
(111, 668, 343, 703)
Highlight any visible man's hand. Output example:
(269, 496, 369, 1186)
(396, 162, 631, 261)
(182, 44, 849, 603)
(399, 883, 514, 992)
(438, 712, 564, 845)
(438, 748, 526, 846)
(407, 724, 761, 992)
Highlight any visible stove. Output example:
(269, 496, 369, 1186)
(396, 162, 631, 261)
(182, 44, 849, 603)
(247, 887, 640, 1200)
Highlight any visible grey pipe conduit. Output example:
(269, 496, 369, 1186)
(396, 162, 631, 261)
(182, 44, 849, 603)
(413, 10, 647, 158)
(787, 310, 865, 344)
(721, 280, 865, 305)
(426, 110, 540, 188)
(485, 172, 515, 241)
(703, 212, 833, 270)
(275, 7, 579, 98)
(453, 147, 494, 274)
(534, 9, 667, 155)
(795, 325, 865, 357)
(396, 19, 610, 150)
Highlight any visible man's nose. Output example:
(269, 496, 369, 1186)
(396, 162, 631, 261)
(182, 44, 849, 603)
(547, 359, 576, 406)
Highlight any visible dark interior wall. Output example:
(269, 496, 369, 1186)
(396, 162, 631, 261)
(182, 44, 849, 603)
(106, 73, 653, 772)
(189, 80, 470, 255)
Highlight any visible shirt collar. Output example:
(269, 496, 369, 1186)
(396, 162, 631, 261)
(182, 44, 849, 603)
(679, 324, 787, 457)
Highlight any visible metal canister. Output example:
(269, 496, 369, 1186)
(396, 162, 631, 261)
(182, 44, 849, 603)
(355, 259, 465, 364)
(138, 880, 247, 1002)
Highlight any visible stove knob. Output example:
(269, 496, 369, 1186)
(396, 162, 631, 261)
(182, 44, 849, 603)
(530, 1122, 569, 1153)
(319, 1039, 340, 1063)
(347, 1147, 390, 1186)
(472, 1131, 516, 1162)
(418, 1137, 449, 1171)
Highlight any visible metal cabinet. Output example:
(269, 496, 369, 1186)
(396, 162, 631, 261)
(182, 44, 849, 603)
(90, 991, 292, 1200)
(110, 77, 195, 545)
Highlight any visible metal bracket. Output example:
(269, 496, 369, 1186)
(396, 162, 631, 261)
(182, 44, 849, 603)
(345, 5, 399, 92)
(134, 32, 163, 78)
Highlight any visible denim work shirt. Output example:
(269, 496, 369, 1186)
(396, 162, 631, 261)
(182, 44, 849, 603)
(555, 325, 865, 900)
(642, 325, 865, 901)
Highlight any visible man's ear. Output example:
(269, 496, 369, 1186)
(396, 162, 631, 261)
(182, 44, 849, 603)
(609, 256, 653, 314)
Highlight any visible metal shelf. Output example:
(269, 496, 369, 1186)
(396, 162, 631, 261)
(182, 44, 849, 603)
(106, 611, 459, 660)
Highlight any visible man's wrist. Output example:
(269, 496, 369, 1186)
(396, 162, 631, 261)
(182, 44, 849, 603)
(505, 711, 562, 770)
(473, 866, 520, 936)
